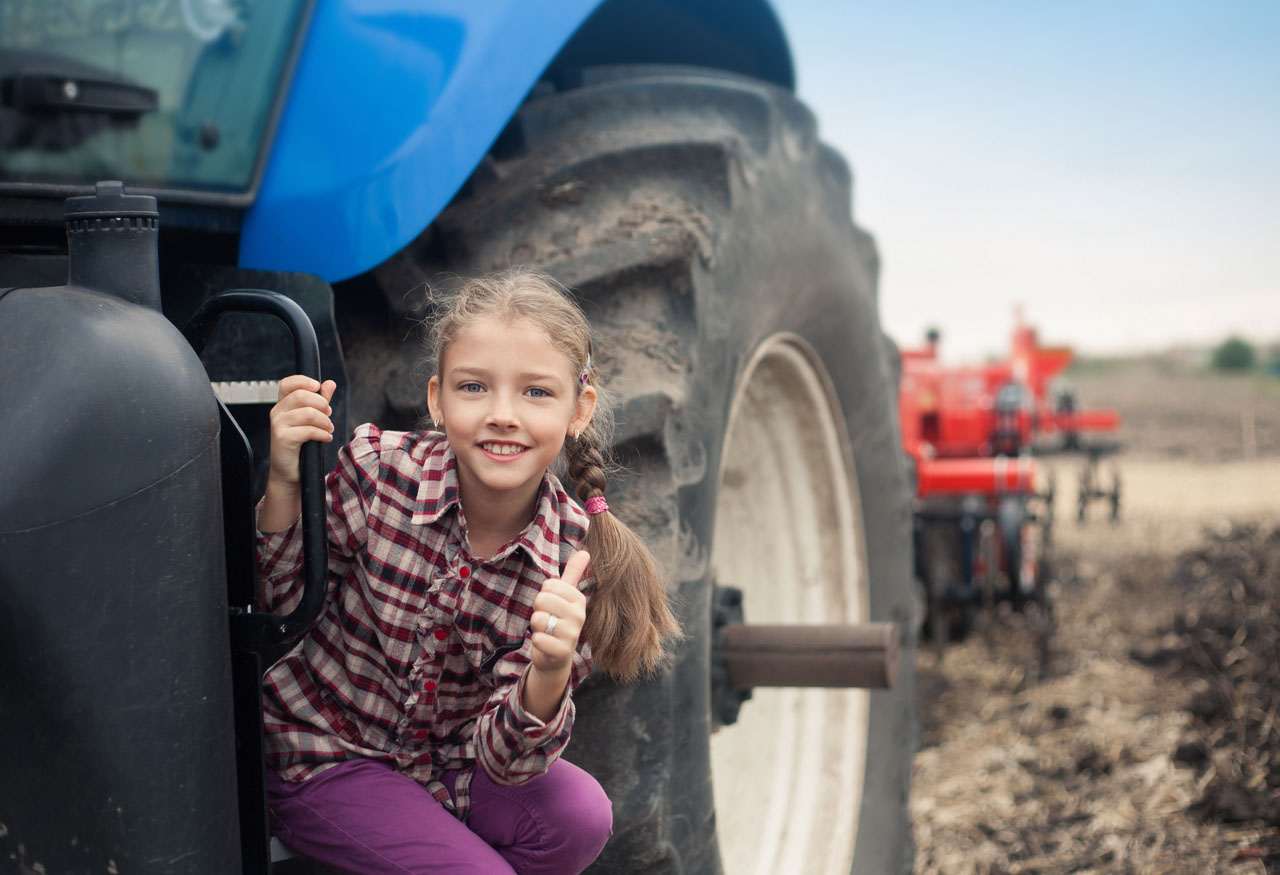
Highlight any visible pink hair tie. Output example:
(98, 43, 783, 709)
(585, 496, 609, 515)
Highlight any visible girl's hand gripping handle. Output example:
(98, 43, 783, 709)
(259, 375, 336, 533)
(181, 288, 329, 650)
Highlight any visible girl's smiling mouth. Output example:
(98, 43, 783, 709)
(479, 441, 529, 458)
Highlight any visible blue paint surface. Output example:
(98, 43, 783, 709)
(240, 0, 601, 281)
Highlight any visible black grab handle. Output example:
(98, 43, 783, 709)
(183, 289, 327, 649)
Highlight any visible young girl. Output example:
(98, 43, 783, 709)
(255, 267, 681, 874)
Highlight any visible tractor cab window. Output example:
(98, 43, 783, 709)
(0, 0, 309, 197)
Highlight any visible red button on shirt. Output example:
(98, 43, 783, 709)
(434, 628, 448, 640)
(459, 566, 470, 579)
(415, 730, 428, 740)
(423, 680, 436, 692)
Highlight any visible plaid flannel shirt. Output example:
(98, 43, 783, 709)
(256, 424, 592, 822)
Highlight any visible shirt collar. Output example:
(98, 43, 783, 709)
(411, 434, 461, 526)
(410, 436, 578, 580)
(514, 476, 572, 581)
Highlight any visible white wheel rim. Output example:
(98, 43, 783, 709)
(710, 335, 872, 875)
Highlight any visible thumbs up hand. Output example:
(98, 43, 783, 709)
(529, 550, 590, 675)
(519, 550, 591, 723)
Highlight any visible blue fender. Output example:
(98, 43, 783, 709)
(239, 0, 602, 282)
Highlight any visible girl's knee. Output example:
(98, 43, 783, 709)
(476, 760, 613, 872)
(572, 774, 614, 845)
(544, 764, 613, 864)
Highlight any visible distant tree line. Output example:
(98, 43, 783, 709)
(1212, 337, 1255, 370)
(1211, 336, 1280, 374)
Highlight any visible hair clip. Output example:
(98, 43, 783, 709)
(579, 351, 591, 386)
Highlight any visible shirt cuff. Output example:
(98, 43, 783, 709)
(254, 498, 304, 602)
(254, 498, 302, 551)
(507, 666, 574, 744)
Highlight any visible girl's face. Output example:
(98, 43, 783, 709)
(427, 316, 596, 506)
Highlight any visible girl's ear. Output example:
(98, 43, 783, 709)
(427, 375, 443, 424)
(569, 385, 597, 436)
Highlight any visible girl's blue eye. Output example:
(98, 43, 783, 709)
(527, 387, 550, 398)
(460, 382, 484, 393)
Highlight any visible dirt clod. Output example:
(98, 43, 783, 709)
(1162, 524, 1280, 833)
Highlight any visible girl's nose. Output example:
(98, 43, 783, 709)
(485, 391, 519, 428)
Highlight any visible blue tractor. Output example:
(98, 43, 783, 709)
(0, 2, 917, 872)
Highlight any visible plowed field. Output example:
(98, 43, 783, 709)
(911, 359, 1280, 875)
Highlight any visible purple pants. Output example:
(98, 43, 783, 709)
(267, 758, 612, 874)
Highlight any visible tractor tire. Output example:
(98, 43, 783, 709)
(344, 65, 918, 875)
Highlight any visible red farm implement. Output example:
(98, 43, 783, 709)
(899, 314, 1123, 667)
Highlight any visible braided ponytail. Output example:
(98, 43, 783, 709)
(566, 424, 682, 680)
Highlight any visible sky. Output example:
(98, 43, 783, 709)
(770, 0, 1280, 363)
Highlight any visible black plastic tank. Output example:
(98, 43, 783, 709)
(0, 182, 241, 873)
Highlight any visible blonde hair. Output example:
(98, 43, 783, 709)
(426, 266, 681, 681)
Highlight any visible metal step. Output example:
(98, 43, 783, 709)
(212, 380, 278, 405)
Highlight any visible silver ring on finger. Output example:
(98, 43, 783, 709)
(544, 614, 559, 636)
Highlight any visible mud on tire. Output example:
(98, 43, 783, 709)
(344, 66, 918, 875)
